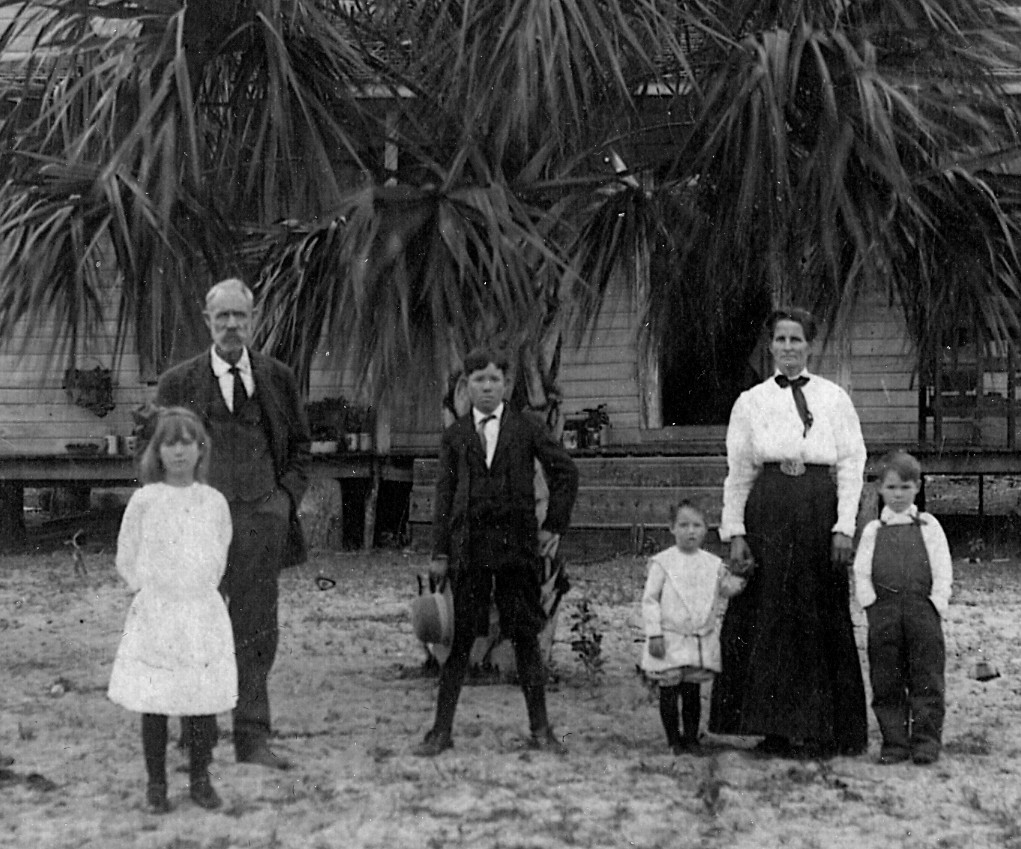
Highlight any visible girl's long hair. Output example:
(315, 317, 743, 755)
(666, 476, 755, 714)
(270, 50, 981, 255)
(138, 407, 211, 484)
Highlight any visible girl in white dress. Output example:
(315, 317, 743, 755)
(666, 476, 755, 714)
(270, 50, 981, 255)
(108, 407, 236, 813)
(640, 502, 746, 754)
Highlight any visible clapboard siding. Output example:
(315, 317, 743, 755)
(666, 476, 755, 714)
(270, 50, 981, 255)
(302, 287, 925, 453)
(0, 265, 151, 454)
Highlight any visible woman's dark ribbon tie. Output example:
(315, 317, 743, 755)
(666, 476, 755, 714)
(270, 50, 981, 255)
(775, 374, 813, 437)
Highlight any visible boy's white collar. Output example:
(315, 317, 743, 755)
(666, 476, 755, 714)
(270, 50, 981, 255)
(880, 503, 919, 523)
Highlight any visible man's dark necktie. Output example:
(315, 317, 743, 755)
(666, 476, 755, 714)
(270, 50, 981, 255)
(775, 374, 813, 437)
(229, 365, 248, 414)
(477, 414, 495, 464)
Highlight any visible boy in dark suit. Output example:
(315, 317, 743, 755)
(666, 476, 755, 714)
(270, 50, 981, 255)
(157, 277, 310, 770)
(414, 348, 579, 757)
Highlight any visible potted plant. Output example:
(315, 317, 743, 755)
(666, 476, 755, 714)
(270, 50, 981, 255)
(306, 396, 347, 453)
(344, 404, 364, 452)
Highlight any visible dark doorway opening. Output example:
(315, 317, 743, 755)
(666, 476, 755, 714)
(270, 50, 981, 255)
(660, 296, 771, 426)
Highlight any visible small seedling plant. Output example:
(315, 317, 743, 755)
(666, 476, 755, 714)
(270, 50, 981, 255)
(569, 596, 605, 686)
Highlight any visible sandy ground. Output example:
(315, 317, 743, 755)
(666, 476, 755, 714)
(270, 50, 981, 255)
(2, 544, 1021, 849)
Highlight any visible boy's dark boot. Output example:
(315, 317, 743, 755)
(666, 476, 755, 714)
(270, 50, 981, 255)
(188, 716, 222, 810)
(413, 635, 469, 757)
(658, 686, 683, 752)
(680, 683, 702, 749)
(141, 713, 171, 814)
(516, 638, 564, 754)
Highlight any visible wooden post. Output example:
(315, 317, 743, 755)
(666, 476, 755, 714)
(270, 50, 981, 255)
(638, 341, 662, 430)
(0, 482, 25, 548)
(1008, 342, 1017, 451)
(363, 463, 380, 552)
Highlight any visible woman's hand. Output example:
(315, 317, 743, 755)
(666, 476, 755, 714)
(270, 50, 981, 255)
(429, 555, 450, 580)
(728, 536, 756, 577)
(538, 529, 561, 559)
(831, 533, 853, 567)
(648, 635, 666, 659)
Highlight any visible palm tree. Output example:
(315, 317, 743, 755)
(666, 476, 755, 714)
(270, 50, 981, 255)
(2, 0, 1021, 428)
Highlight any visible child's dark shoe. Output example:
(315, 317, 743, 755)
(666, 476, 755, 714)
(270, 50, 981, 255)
(189, 775, 221, 810)
(911, 748, 939, 765)
(146, 782, 171, 814)
(412, 729, 453, 757)
(671, 736, 701, 756)
(877, 746, 910, 765)
(528, 727, 567, 755)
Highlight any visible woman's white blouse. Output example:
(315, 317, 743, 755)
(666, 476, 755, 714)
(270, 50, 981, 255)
(720, 371, 867, 540)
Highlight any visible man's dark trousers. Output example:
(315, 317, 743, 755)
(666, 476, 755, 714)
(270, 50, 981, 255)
(222, 490, 290, 757)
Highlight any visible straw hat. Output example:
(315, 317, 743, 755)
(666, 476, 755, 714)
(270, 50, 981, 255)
(411, 581, 454, 647)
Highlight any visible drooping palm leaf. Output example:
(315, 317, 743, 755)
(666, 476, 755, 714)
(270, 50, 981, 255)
(0, 0, 377, 371)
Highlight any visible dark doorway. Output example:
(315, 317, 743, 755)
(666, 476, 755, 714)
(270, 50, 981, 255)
(660, 296, 771, 426)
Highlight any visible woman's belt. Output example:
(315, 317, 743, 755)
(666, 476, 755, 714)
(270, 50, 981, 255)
(760, 461, 833, 478)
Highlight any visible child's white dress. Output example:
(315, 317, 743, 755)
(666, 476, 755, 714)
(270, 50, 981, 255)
(639, 547, 745, 685)
(108, 482, 237, 715)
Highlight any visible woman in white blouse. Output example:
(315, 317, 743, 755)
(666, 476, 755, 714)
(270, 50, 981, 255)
(708, 308, 868, 759)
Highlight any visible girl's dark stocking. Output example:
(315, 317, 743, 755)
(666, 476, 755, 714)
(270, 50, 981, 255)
(187, 714, 221, 809)
(142, 713, 171, 813)
(141, 713, 168, 785)
(658, 685, 682, 747)
(680, 683, 702, 744)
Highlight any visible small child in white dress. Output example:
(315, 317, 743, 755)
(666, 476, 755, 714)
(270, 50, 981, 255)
(108, 407, 236, 813)
(640, 501, 746, 754)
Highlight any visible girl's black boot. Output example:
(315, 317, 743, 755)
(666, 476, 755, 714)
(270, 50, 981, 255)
(188, 715, 222, 810)
(142, 713, 171, 814)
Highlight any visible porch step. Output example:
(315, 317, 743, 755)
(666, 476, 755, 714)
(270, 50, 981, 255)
(409, 455, 729, 532)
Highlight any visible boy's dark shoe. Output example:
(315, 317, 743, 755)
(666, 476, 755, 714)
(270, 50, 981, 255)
(413, 730, 453, 757)
(911, 748, 940, 765)
(145, 782, 171, 815)
(237, 743, 291, 771)
(189, 775, 222, 810)
(528, 728, 567, 755)
(753, 735, 793, 757)
(671, 736, 701, 756)
(877, 746, 910, 765)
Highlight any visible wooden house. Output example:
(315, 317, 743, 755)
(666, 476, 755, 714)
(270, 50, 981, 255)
(2, 238, 1021, 552)
(3, 8, 1021, 551)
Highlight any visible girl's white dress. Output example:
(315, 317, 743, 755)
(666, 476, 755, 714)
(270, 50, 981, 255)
(108, 482, 237, 715)
(639, 547, 745, 686)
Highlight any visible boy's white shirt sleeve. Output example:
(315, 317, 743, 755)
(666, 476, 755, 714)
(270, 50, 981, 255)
(852, 511, 953, 615)
(115, 491, 144, 592)
(852, 519, 880, 609)
(641, 557, 667, 638)
(921, 512, 953, 615)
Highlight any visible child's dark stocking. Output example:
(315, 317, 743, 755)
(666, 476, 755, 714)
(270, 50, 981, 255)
(679, 683, 702, 746)
(187, 715, 221, 810)
(658, 685, 682, 750)
(141, 713, 170, 813)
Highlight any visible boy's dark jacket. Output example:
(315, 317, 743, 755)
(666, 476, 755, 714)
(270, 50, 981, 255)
(432, 407, 579, 569)
(155, 349, 312, 566)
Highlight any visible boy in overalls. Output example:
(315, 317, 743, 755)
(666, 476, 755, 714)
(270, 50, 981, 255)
(853, 451, 953, 765)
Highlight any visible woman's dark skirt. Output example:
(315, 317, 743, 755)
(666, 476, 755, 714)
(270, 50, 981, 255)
(708, 465, 868, 754)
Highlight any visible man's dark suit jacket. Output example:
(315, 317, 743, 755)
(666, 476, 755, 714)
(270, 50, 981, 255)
(156, 349, 312, 565)
(432, 407, 578, 572)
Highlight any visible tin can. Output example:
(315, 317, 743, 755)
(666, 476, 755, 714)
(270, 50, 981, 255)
(105, 434, 119, 455)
